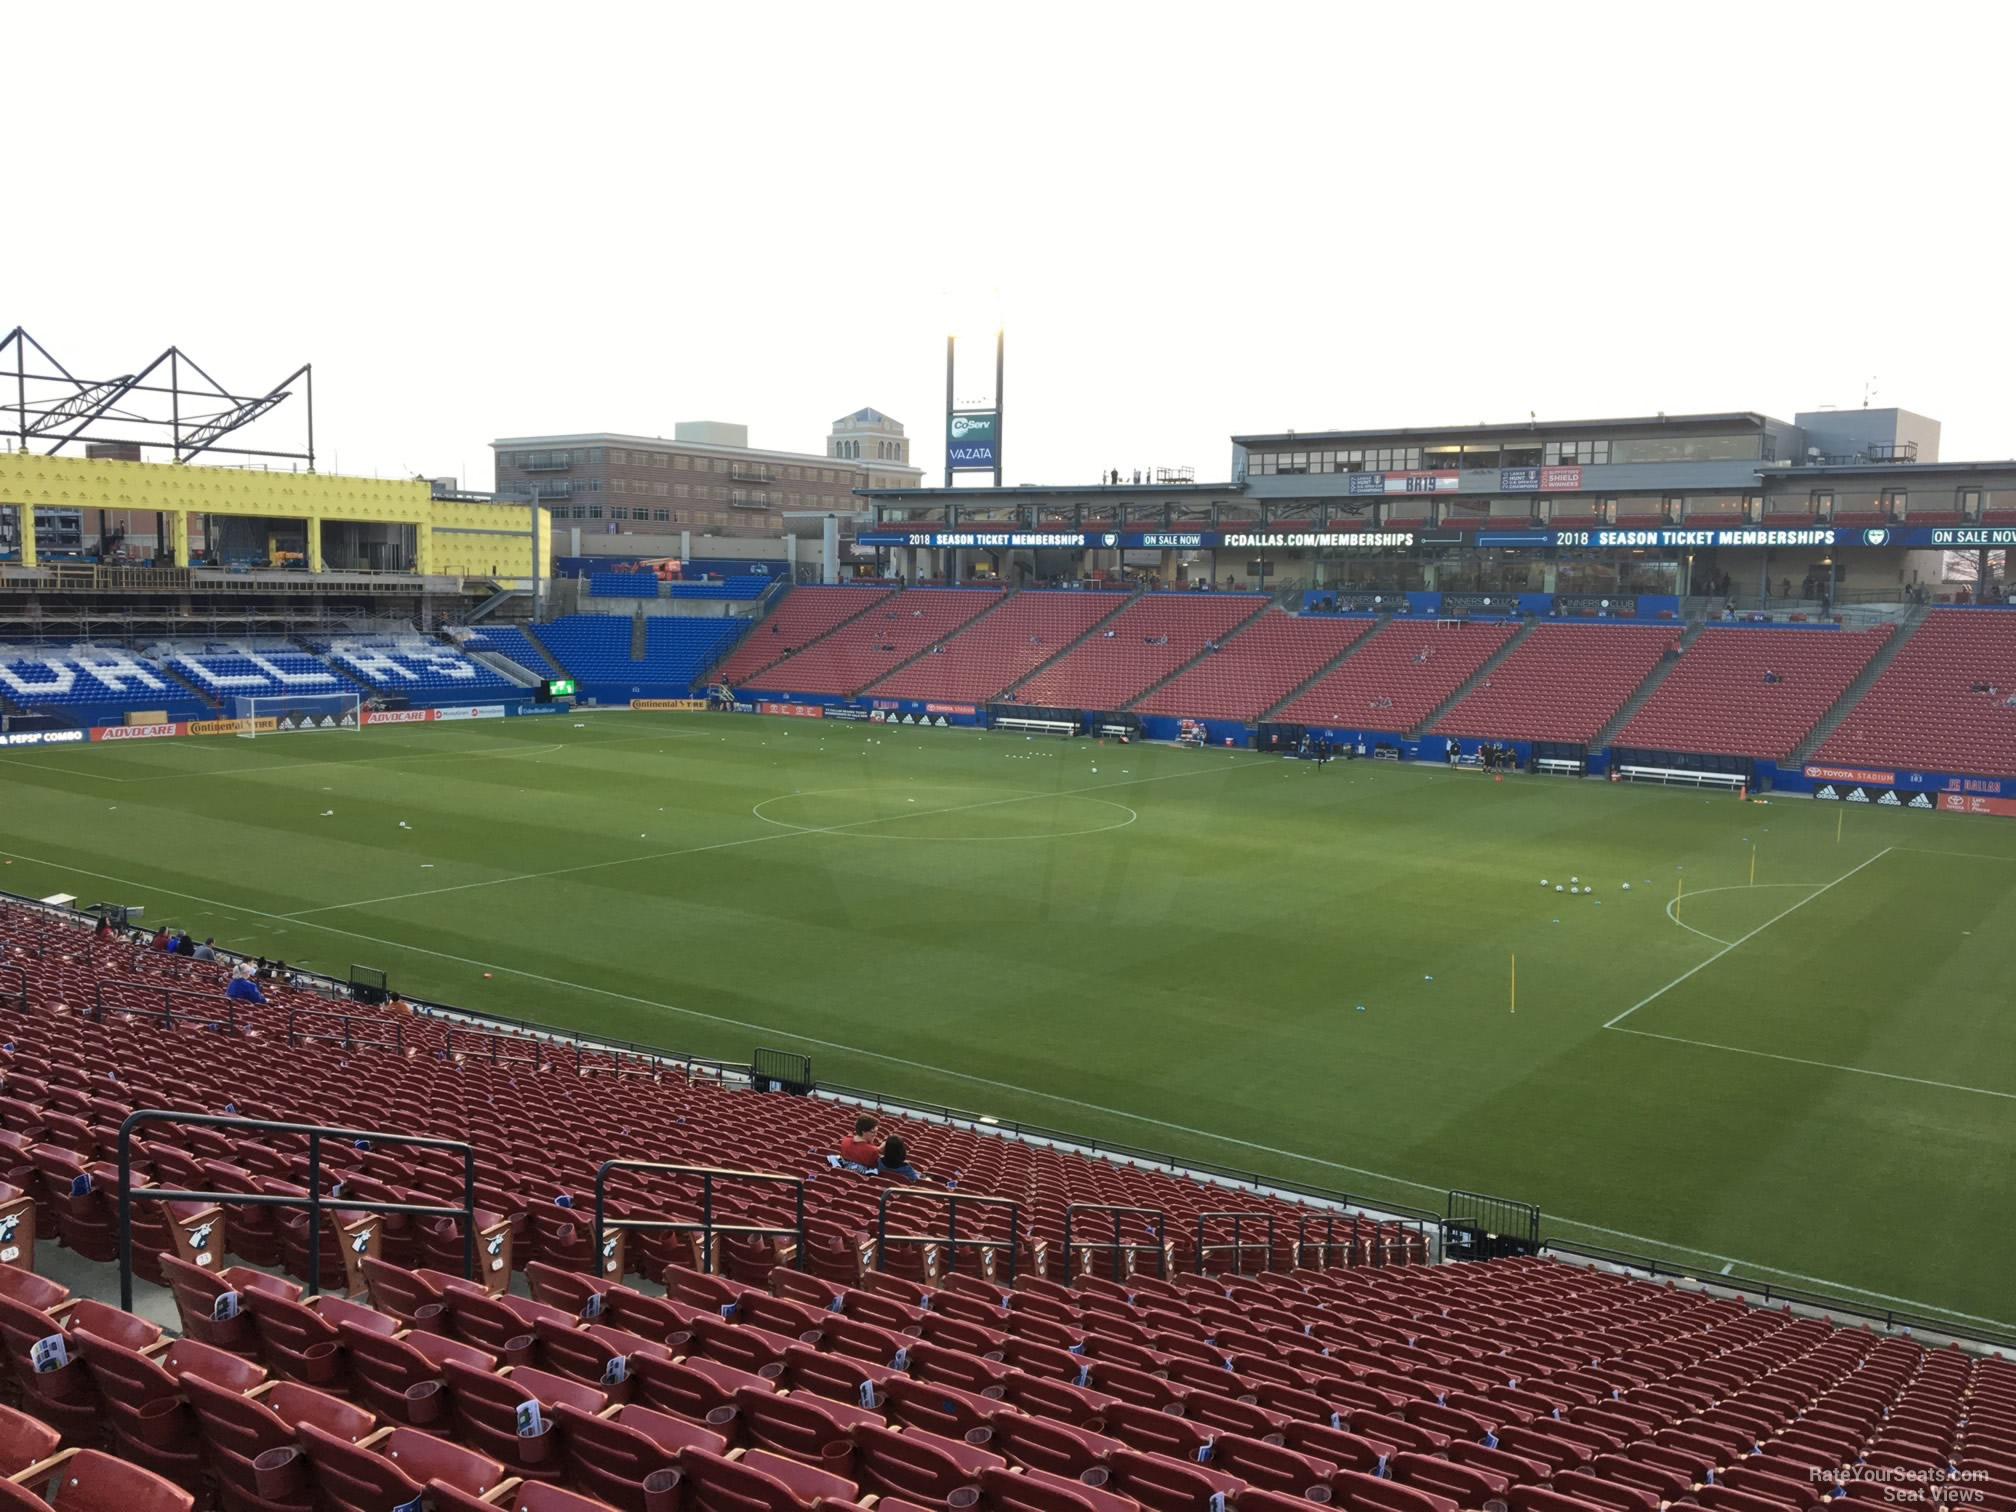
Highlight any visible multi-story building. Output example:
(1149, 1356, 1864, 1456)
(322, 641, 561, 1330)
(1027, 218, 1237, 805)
(492, 412, 922, 547)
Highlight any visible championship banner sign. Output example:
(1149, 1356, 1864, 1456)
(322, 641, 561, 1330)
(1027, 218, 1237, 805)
(629, 699, 707, 711)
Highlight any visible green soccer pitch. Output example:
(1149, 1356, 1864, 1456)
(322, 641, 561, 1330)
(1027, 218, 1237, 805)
(2, 711, 2012, 1329)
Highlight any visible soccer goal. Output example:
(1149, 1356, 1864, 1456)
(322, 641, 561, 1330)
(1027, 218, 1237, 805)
(232, 692, 365, 737)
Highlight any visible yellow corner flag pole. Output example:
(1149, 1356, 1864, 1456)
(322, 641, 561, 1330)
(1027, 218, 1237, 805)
(1750, 844, 1757, 886)
(1837, 806, 1845, 844)
(1676, 875, 1684, 918)
(1510, 954, 1516, 1015)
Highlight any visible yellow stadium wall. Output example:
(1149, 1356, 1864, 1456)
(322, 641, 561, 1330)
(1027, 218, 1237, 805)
(0, 453, 545, 577)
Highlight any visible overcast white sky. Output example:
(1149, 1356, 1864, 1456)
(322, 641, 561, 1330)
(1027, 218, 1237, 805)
(6, 2, 2013, 488)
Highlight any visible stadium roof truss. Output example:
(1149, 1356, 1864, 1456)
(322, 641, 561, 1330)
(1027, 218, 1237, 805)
(0, 325, 314, 468)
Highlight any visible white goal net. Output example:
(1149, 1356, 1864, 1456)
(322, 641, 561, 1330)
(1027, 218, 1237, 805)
(232, 692, 365, 737)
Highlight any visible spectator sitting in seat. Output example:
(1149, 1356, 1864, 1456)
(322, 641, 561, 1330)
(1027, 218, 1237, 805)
(192, 936, 215, 961)
(226, 964, 267, 1006)
(878, 1133, 922, 1183)
(838, 1114, 883, 1170)
(1762, 669, 1780, 684)
(174, 931, 196, 957)
(151, 925, 172, 952)
(94, 914, 112, 939)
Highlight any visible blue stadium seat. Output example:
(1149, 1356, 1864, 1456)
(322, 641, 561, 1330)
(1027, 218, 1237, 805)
(589, 575, 661, 600)
(532, 614, 745, 700)
(312, 637, 524, 704)
(0, 644, 207, 724)
(167, 644, 351, 700)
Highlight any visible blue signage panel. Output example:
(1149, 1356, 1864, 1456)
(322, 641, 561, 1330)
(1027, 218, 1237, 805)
(857, 530, 1424, 551)
(1345, 473, 1385, 496)
(1500, 467, 1541, 492)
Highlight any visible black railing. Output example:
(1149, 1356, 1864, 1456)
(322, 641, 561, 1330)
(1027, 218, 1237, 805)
(1062, 1202, 1167, 1281)
(286, 1007, 403, 1053)
(876, 1187, 1020, 1283)
(442, 1026, 542, 1068)
(751, 1046, 812, 1095)
(116, 1111, 476, 1308)
(92, 981, 237, 1031)
(1446, 1188, 1541, 1260)
(593, 1161, 806, 1277)
(1192, 1210, 1275, 1275)
(0, 965, 22, 1012)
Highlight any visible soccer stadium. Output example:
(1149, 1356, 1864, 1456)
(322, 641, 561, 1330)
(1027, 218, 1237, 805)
(3, 292, 2016, 1512)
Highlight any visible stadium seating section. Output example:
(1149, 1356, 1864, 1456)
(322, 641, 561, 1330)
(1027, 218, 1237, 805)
(1280, 620, 1519, 731)
(741, 590, 1007, 696)
(1434, 625, 1676, 744)
(461, 625, 558, 676)
(590, 574, 662, 599)
(312, 637, 526, 702)
(1135, 611, 1372, 721)
(0, 895, 2010, 1512)
(864, 591, 1128, 704)
(162, 644, 350, 703)
(1616, 627, 1890, 760)
(1816, 611, 2016, 776)
(0, 646, 205, 723)
(1015, 595, 1265, 710)
(712, 587, 896, 686)
(532, 617, 744, 697)
(666, 577, 773, 601)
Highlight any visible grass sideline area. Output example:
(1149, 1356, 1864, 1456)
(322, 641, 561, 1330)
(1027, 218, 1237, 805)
(0, 710, 2011, 1329)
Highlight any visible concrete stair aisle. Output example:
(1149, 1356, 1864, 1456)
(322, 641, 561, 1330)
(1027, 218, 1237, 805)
(1406, 620, 1537, 737)
(158, 661, 223, 711)
(1791, 606, 1928, 763)
(998, 588, 1145, 701)
(849, 588, 1017, 697)
(1591, 620, 1706, 748)
(1120, 597, 1277, 710)
(630, 609, 649, 660)
(514, 626, 570, 676)
(1258, 615, 1389, 720)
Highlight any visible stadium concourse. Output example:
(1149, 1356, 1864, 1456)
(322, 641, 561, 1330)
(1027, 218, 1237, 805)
(0, 898, 2012, 1512)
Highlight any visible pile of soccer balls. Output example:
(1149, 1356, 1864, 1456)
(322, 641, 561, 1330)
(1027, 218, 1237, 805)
(1541, 875, 1631, 895)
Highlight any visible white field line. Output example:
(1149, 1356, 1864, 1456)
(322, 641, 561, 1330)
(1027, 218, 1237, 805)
(1662, 880, 1821, 948)
(281, 759, 1264, 917)
(1603, 847, 1893, 1029)
(1607, 1027, 2016, 1101)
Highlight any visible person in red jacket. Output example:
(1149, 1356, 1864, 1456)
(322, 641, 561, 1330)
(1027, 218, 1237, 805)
(838, 1115, 883, 1169)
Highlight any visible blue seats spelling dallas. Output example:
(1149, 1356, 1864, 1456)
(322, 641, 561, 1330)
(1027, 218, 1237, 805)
(0, 644, 205, 724)
(315, 637, 523, 702)
(166, 643, 348, 699)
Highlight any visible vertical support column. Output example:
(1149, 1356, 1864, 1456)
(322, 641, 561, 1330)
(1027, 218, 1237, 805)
(679, 529, 691, 564)
(822, 514, 839, 584)
(17, 506, 35, 568)
(306, 515, 323, 574)
(169, 510, 190, 569)
(414, 518, 434, 577)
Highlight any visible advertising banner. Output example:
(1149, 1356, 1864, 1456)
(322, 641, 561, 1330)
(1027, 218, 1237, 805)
(628, 699, 707, 711)
(947, 412, 999, 471)
(1553, 526, 1839, 549)
(1345, 471, 1460, 496)
(364, 709, 433, 725)
(1539, 466, 1583, 491)
(188, 717, 274, 737)
(857, 529, 1422, 551)
(1222, 532, 1415, 549)
(758, 702, 823, 719)
(823, 706, 872, 721)
(93, 723, 184, 741)
(1939, 793, 2016, 817)
(0, 729, 86, 748)
(1804, 764, 1899, 786)
(434, 705, 508, 721)
(925, 703, 978, 717)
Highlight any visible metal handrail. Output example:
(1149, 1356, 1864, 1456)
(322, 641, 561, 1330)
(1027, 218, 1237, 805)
(116, 1111, 477, 1307)
(1191, 1209, 1275, 1275)
(286, 1007, 403, 1054)
(91, 980, 237, 1031)
(442, 1027, 542, 1068)
(1062, 1202, 1167, 1282)
(593, 1161, 806, 1276)
(875, 1186, 1021, 1283)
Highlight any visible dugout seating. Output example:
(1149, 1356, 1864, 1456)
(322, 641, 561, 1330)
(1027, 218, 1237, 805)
(0, 645, 204, 725)
(1134, 611, 1373, 721)
(0, 905, 2014, 1512)
(1279, 620, 1518, 731)
(741, 590, 1007, 696)
(1815, 610, 2016, 776)
(711, 587, 897, 686)
(863, 591, 1128, 705)
(1014, 595, 1265, 711)
(1616, 626, 1890, 759)
(1433, 625, 1674, 744)
(312, 637, 523, 703)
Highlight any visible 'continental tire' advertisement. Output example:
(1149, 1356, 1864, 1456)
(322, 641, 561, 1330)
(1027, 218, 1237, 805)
(630, 699, 707, 711)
